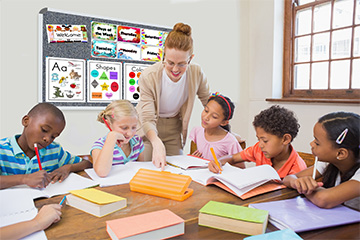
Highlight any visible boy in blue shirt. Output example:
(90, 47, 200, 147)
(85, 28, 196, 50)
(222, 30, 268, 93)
(0, 103, 92, 189)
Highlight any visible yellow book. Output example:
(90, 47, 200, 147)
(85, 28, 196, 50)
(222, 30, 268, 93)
(66, 188, 126, 217)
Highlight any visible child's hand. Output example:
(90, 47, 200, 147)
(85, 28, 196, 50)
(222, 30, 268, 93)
(290, 176, 324, 195)
(208, 160, 222, 173)
(49, 165, 72, 183)
(191, 150, 203, 158)
(108, 131, 125, 147)
(33, 204, 62, 230)
(23, 170, 51, 188)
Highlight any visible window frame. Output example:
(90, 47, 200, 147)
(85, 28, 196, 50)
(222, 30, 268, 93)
(281, 0, 360, 103)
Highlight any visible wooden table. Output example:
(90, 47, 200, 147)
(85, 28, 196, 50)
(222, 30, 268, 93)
(35, 178, 360, 239)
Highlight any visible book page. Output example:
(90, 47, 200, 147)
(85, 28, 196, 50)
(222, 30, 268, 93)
(13, 173, 98, 199)
(0, 189, 47, 240)
(166, 155, 209, 170)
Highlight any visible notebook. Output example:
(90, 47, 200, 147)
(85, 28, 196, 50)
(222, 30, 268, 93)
(106, 209, 184, 240)
(66, 188, 126, 217)
(12, 173, 99, 199)
(249, 196, 360, 232)
(186, 164, 283, 199)
(166, 155, 209, 170)
(244, 229, 303, 240)
(0, 188, 47, 240)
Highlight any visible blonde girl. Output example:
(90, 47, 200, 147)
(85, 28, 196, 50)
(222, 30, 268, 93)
(91, 100, 144, 177)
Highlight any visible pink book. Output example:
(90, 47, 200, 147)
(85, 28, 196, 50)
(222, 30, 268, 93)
(106, 209, 184, 240)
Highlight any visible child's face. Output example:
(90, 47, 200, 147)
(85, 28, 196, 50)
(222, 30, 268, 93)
(310, 122, 338, 162)
(22, 112, 65, 150)
(201, 100, 228, 129)
(110, 116, 138, 144)
(255, 127, 287, 159)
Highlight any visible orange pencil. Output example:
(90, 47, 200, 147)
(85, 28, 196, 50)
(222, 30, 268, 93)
(210, 147, 222, 173)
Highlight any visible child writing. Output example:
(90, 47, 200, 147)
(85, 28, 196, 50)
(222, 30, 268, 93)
(209, 105, 307, 178)
(283, 112, 360, 209)
(0, 204, 62, 239)
(0, 103, 92, 189)
(91, 100, 144, 177)
(189, 93, 243, 166)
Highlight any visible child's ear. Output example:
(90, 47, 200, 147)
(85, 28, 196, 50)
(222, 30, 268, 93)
(336, 148, 349, 161)
(282, 133, 292, 145)
(22, 115, 30, 127)
(220, 120, 229, 127)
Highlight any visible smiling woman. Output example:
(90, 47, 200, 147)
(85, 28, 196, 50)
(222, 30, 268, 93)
(136, 23, 210, 170)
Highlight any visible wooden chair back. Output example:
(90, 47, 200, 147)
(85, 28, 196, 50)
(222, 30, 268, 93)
(297, 152, 315, 167)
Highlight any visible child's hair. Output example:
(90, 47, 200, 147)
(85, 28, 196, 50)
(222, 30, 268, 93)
(164, 23, 193, 54)
(28, 103, 65, 123)
(252, 105, 299, 142)
(318, 112, 360, 188)
(207, 93, 235, 132)
(97, 100, 138, 124)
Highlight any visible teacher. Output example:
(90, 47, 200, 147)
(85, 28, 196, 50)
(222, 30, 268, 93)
(136, 22, 210, 170)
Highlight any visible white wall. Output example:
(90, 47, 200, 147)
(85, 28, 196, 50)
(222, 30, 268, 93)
(0, 0, 359, 156)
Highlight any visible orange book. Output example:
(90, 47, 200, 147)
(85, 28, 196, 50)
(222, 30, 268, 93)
(106, 209, 184, 240)
(129, 168, 193, 201)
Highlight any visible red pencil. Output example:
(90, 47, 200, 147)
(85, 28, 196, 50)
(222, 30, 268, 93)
(102, 117, 121, 145)
(34, 143, 43, 170)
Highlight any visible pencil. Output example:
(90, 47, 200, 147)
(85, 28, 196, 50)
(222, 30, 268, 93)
(59, 196, 66, 206)
(312, 156, 318, 180)
(102, 117, 121, 145)
(210, 147, 222, 173)
(34, 143, 43, 170)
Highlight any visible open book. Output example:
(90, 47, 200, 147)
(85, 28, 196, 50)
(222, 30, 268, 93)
(249, 196, 360, 232)
(166, 155, 209, 170)
(186, 164, 284, 199)
(0, 189, 47, 240)
(12, 173, 99, 199)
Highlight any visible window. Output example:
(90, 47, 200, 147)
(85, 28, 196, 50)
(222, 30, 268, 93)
(283, 0, 360, 102)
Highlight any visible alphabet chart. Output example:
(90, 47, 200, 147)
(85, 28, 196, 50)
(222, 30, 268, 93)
(88, 60, 122, 102)
(46, 57, 85, 102)
(124, 63, 149, 103)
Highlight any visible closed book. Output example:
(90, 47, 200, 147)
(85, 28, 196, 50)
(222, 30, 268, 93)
(244, 229, 303, 240)
(106, 209, 184, 240)
(66, 188, 126, 217)
(198, 201, 269, 236)
(249, 196, 360, 232)
(166, 155, 210, 170)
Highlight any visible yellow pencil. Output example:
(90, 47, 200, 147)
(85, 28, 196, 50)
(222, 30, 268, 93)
(210, 147, 222, 173)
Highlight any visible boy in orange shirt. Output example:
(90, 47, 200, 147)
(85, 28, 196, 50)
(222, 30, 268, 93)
(209, 105, 306, 178)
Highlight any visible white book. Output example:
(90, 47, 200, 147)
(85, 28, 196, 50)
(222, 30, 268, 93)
(166, 155, 209, 170)
(12, 173, 99, 199)
(0, 188, 47, 240)
(186, 164, 281, 197)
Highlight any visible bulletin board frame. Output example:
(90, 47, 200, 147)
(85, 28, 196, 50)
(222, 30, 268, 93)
(38, 8, 172, 109)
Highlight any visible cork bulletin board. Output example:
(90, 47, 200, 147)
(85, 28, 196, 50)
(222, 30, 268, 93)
(39, 8, 171, 108)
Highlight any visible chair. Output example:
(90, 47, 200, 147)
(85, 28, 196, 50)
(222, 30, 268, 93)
(297, 152, 315, 167)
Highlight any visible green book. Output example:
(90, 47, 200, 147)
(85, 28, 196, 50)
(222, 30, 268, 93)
(198, 201, 269, 236)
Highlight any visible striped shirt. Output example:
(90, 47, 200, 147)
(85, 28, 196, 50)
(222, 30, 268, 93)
(0, 135, 82, 175)
(91, 134, 144, 165)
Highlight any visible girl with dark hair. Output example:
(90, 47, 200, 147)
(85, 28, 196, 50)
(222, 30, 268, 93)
(283, 112, 360, 209)
(189, 93, 243, 162)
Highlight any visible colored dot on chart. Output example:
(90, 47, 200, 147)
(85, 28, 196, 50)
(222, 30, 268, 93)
(129, 86, 135, 92)
(137, 86, 140, 92)
(133, 93, 140, 100)
(129, 79, 135, 85)
(129, 72, 135, 78)
(137, 72, 141, 78)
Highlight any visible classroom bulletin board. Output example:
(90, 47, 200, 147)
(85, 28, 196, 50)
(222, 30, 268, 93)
(39, 8, 171, 108)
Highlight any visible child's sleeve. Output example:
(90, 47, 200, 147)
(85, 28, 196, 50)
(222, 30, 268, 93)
(239, 144, 257, 163)
(188, 127, 197, 143)
(57, 146, 82, 167)
(90, 137, 105, 156)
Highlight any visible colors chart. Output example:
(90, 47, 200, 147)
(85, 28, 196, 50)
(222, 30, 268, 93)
(124, 63, 149, 103)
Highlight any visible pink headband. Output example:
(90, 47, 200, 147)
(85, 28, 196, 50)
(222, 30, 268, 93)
(210, 92, 232, 120)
